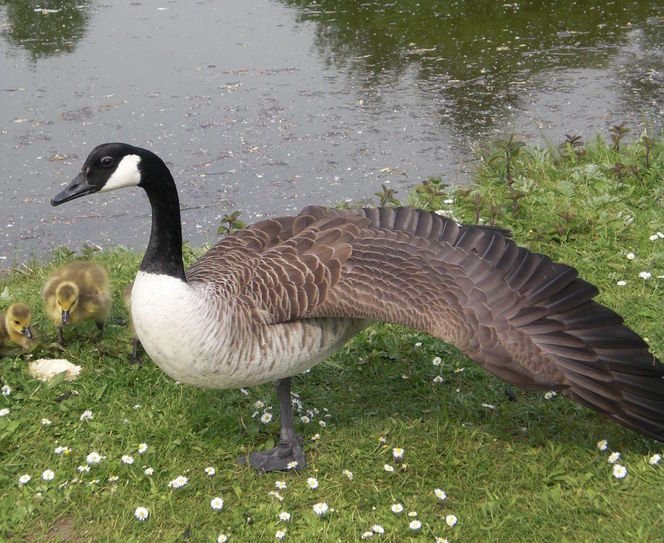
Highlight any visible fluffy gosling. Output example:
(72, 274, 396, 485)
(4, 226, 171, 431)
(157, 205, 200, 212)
(0, 303, 34, 351)
(42, 262, 112, 345)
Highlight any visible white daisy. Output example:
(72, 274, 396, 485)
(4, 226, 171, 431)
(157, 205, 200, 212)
(608, 452, 621, 464)
(544, 391, 557, 400)
(86, 451, 102, 464)
(446, 514, 458, 527)
(42, 469, 55, 481)
(1, 384, 11, 396)
(0, 407, 11, 417)
(205, 466, 216, 476)
(342, 469, 353, 480)
(409, 520, 422, 530)
(269, 491, 284, 502)
(210, 497, 224, 511)
(307, 477, 319, 489)
(168, 475, 188, 488)
(217, 535, 229, 543)
(649, 453, 661, 465)
(300, 415, 310, 424)
(79, 410, 93, 421)
(313, 502, 328, 515)
(286, 461, 298, 470)
(137, 443, 148, 454)
(613, 464, 627, 479)
(597, 439, 608, 451)
(261, 412, 273, 424)
(279, 511, 291, 521)
(626, 252, 635, 260)
(616, 280, 627, 286)
(54, 446, 70, 455)
(372, 524, 384, 534)
(41, 418, 52, 425)
(275, 480, 287, 490)
(432, 356, 442, 366)
(391, 503, 404, 514)
(121, 455, 134, 465)
(275, 529, 286, 540)
(311, 433, 320, 441)
(18, 474, 31, 486)
(392, 447, 404, 460)
(134, 506, 149, 521)
(434, 488, 447, 500)
(77, 465, 90, 473)
(639, 271, 652, 280)
(361, 532, 374, 540)
(254, 400, 265, 409)
(384, 464, 394, 472)
(433, 375, 443, 383)
(144, 467, 154, 476)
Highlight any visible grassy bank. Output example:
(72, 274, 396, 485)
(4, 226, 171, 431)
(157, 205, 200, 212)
(1, 130, 663, 542)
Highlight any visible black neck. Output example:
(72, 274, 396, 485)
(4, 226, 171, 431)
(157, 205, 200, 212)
(138, 158, 186, 281)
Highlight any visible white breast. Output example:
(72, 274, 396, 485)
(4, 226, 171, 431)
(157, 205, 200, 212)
(130, 271, 366, 389)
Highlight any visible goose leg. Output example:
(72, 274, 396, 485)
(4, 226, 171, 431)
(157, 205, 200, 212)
(237, 377, 305, 472)
(57, 326, 65, 346)
(95, 321, 104, 340)
(130, 337, 142, 366)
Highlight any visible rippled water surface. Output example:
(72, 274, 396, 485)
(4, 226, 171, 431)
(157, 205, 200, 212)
(1, 0, 663, 264)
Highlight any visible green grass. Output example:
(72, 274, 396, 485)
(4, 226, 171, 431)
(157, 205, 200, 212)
(1, 131, 664, 542)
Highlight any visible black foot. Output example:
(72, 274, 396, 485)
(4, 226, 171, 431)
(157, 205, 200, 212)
(129, 338, 143, 366)
(237, 437, 305, 472)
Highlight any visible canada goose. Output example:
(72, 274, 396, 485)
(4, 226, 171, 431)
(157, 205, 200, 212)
(123, 281, 143, 365)
(0, 303, 34, 351)
(51, 143, 664, 472)
(42, 262, 112, 345)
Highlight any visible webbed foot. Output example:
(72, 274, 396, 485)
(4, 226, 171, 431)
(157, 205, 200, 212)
(237, 436, 305, 472)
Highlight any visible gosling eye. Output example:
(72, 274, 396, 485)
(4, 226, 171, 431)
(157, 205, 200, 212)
(14, 320, 20, 325)
(100, 156, 114, 168)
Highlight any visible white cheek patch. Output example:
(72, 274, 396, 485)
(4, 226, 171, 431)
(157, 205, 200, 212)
(100, 154, 141, 192)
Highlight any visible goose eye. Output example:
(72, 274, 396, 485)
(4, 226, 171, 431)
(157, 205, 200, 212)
(14, 320, 19, 324)
(100, 156, 114, 168)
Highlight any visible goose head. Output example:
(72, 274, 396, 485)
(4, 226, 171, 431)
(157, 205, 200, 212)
(5, 303, 33, 340)
(51, 143, 146, 205)
(55, 281, 80, 325)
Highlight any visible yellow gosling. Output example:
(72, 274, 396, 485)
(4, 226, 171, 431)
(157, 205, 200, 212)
(42, 262, 112, 345)
(0, 303, 34, 351)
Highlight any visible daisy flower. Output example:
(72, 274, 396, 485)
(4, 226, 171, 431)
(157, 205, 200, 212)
(313, 502, 328, 515)
(608, 452, 621, 464)
(432, 356, 442, 366)
(286, 461, 298, 470)
(275, 480, 287, 490)
(0, 408, 10, 417)
(639, 271, 652, 280)
(210, 497, 224, 511)
(446, 514, 458, 527)
(168, 475, 188, 488)
(42, 469, 55, 481)
(275, 529, 286, 540)
(279, 511, 291, 521)
(78, 465, 90, 473)
(217, 535, 229, 543)
(269, 491, 284, 502)
(391, 503, 404, 514)
(108, 476, 119, 482)
(307, 477, 319, 489)
(597, 439, 608, 451)
(650, 234, 659, 241)
(613, 464, 627, 479)
(384, 464, 394, 473)
(138, 443, 148, 454)
(436, 538, 449, 543)
(86, 451, 102, 464)
(121, 455, 134, 465)
(1, 384, 11, 396)
(433, 375, 444, 383)
(144, 467, 154, 476)
(18, 474, 31, 486)
(544, 391, 557, 400)
(481, 402, 495, 409)
(372, 525, 384, 534)
(254, 400, 265, 409)
(300, 415, 310, 424)
(649, 454, 661, 465)
(133, 404, 142, 410)
(626, 252, 635, 260)
(361, 532, 374, 540)
(261, 412, 273, 424)
(311, 433, 320, 441)
(409, 520, 422, 530)
(134, 506, 149, 521)
(319, 420, 326, 427)
(616, 280, 627, 286)
(342, 469, 353, 480)
(392, 447, 404, 460)
(205, 466, 216, 476)
(54, 446, 70, 455)
(434, 488, 447, 501)
(41, 418, 52, 425)
(378, 436, 387, 444)
(80, 410, 93, 421)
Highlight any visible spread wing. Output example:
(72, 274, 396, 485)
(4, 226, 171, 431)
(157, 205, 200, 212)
(186, 206, 664, 441)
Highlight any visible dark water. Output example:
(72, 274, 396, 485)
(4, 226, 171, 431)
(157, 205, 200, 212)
(1, 0, 663, 266)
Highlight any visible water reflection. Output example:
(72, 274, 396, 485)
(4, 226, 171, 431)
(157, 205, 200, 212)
(0, 0, 89, 59)
(282, 0, 663, 135)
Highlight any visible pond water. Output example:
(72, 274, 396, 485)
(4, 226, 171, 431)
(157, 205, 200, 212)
(1, 0, 663, 266)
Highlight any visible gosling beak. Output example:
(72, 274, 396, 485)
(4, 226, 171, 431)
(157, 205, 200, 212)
(51, 172, 100, 206)
(22, 327, 33, 339)
(62, 310, 70, 325)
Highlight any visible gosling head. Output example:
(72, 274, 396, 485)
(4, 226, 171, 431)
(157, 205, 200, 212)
(5, 303, 33, 340)
(55, 282, 80, 325)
